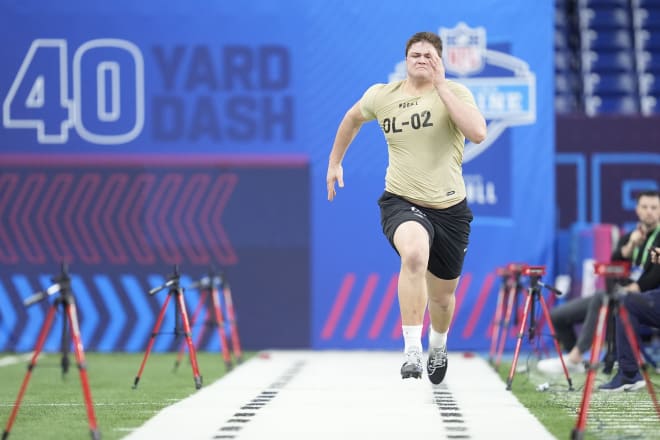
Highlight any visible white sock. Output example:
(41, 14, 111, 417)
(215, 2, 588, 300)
(402, 325, 423, 353)
(429, 327, 447, 349)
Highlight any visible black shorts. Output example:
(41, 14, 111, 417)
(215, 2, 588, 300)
(377, 191, 473, 280)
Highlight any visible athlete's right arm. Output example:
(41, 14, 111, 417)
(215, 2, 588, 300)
(326, 100, 368, 201)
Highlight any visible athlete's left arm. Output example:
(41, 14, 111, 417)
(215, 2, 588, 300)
(430, 53, 487, 144)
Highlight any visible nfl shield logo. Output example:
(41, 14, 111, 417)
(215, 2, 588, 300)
(440, 22, 486, 76)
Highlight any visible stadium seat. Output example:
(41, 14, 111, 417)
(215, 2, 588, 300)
(556, 93, 580, 114)
(585, 95, 640, 115)
(632, 6, 660, 28)
(580, 0, 631, 8)
(583, 72, 638, 94)
(555, 28, 570, 49)
(579, 7, 632, 29)
(556, 71, 582, 94)
(556, 49, 579, 71)
(636, 29, 660, 49)
(633, 0, 660, 8)
(638, 72, 660, 94)
(581, 50, 635, 73)
(582, 29, 633, 51)
(556, 6, 569, 28)
(640, 95, 659, 115)
(636, 50, 660, 73)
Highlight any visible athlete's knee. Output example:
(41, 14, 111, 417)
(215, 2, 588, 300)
(428, 292, 453, 310)
(399, 247, 428, 274)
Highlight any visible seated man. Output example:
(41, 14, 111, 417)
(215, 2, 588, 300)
(599, 247, 660, 391)
(538, 191, 660, 374)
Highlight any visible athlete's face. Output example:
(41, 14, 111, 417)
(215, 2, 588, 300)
(406, 41, 440, 80)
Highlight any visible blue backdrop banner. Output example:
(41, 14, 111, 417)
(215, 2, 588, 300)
(0, 0, 554, 351)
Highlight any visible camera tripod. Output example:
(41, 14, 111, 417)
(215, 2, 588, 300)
(489, 263, 525, 371)
(572, 261, 660, 439)
(220, 273, 243, 364)
(506, 265, 574, 391)
(132, 265, 202, 390)
(2, 264, 100, 440)
(174, 270, 233, 371)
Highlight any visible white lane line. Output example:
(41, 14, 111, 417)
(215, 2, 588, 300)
(0, 402, 182, 407)
(125, 351, 556, 440)
(0, 353, 36, 367)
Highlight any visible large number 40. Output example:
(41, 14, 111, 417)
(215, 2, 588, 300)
(2, 39, 144, 144)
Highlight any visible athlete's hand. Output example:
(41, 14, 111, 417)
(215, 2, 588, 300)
(429, 52, 447, 91)
(326, 163, 344, 201)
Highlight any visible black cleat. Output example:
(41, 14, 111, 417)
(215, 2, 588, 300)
(401, 350, 423, 379)
(427, 346, 448, 384)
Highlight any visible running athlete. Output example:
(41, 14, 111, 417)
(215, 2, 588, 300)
(326, 31, 487, 384)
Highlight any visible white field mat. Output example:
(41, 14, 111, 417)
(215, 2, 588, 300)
(123, 350, 555, 440)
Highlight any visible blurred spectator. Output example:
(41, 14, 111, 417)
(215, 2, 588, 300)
(599, 246, 660, 391)
(538, 190, 660, 374)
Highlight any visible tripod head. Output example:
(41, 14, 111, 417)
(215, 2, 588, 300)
(149, 265, 182, 295)
(496, 266, 511, 284)
(23, 263, 71, 307)
(594, 261, 630, 278)
(522, 265, 565, 297)
(507, 262, 527, 278)
(594, 261, 631, 299)
(189, 266, 222, 291)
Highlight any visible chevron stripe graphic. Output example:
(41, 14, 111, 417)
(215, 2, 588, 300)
(94, 275, 127, 351)
(0, 280, 18, 349)
(1, 272, 219, 353)
(121, 274, 156, 352)
(0, 173, 19, 263)
(0, 171, 238, 266)
(12, 275, 44, 351)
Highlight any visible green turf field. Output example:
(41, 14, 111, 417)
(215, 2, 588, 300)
(0, 352, 244, 440)
(495, 355, 660, 440)
(0, 352, 658, 439)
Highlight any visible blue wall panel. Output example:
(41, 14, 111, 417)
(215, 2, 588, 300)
(0, 0, 554, 351)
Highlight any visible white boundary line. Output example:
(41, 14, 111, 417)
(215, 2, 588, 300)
(124, 350, 555, 440)
(0, 352, 36, 367)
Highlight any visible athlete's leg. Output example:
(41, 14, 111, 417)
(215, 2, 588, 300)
(425, 272, 459, 384)
(426, 272, 459, 335)
(393, 221, 431, 327)
(393, 220, 431, 379)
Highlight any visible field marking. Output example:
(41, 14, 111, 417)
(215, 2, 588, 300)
(124, 350, 555, 440)
(0, 402, 181, 407)
(0, 352, 36, 367)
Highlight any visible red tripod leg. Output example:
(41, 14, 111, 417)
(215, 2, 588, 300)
(3, 305, 57, 439)
(133, 293, 172, 389)
(192, 309, 211, 352)
(210, 287, 232, 370)
(66, 302, 100, 440)
(572, 300, 610, 439)
(175, 290, 203, 389)
(174, 289, 207, 371)
(496, 282, 517, 370)
(506, 288, 532, 390)
(489, 282, 506, 364)
(617, 305, 660, 418)
(223, 283, 243, 362)
(538, 294, 574, 390)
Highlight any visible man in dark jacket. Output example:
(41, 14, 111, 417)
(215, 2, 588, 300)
(538, 190, 660, 374)
(599, 246, 660, 391)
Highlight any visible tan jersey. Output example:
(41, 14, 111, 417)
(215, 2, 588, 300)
(360, 79, 477, 208)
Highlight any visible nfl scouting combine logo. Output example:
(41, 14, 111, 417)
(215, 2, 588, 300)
(389, 22, 536, 163)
